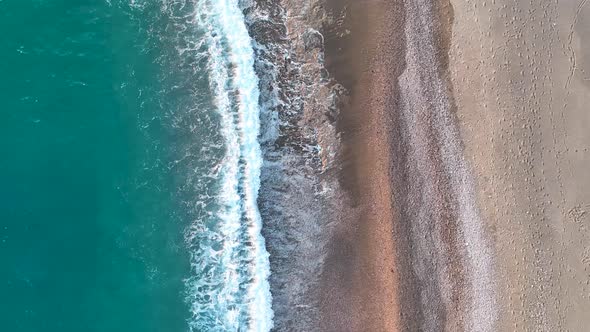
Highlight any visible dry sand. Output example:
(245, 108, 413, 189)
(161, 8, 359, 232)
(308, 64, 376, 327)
(449, 0, 590, 330)
(318, 0, 590, 331)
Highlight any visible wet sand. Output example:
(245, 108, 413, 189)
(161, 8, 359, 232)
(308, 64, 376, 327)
(319, 0, 590, 331)
(319, 0, 405, 331)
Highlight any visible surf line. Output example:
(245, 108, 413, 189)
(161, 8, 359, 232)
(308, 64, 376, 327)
(192, 0, 274, 331)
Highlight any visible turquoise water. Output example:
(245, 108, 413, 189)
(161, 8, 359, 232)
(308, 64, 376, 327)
(0, 1, 272, 331)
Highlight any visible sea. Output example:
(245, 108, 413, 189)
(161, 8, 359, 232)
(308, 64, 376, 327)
(0, 0, 276, 331)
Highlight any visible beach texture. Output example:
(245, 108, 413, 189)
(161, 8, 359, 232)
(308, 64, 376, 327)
(316, 0, 590, 330)
(450, 0, 590, 330)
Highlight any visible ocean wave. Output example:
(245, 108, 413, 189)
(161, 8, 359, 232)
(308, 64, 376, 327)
(183, 0, 273, 331)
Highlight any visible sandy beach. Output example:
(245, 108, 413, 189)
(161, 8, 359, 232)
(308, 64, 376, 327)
(317, 0, 590, 331)
(449, 0, 590, 330)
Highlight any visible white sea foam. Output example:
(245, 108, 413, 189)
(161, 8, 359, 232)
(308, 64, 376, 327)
(184, 0, 274, 331)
